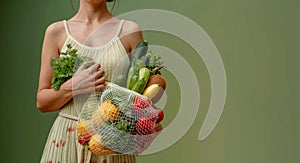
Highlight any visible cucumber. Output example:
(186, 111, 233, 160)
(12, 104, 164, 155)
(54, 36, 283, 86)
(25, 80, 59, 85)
(134, 40, 148, 59)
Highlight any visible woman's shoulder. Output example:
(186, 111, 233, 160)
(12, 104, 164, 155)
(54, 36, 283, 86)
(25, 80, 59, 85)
(118, 19, 143, 52)
(121, 19, 142, 35)
(44, 20, 66, 36)
(107, 18, 141, 34)
(42, 20, 68, 51)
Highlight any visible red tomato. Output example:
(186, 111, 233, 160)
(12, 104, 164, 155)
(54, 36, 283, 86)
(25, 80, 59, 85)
(155, 108, 164, 123)
(136, 117, 155, 135)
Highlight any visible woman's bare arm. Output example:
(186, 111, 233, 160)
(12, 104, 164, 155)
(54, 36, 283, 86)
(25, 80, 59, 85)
(37, 20, 142, 113)
(36, 22, 74, 112)
(36, 22, 106, 113)
(120, 20, 144, 53)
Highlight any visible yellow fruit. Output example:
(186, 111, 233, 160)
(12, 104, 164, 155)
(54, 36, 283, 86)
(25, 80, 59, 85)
(142, 84, 160, 99)
(91, 110, 107, 127)
(88, 134, 115, 156)
(77, 119, 96, 138)
(99, 99, 120, 122)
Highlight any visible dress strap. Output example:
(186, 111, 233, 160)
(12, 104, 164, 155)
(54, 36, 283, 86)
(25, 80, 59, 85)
(115, 19, 125, 37)
(63, 20, 71, 36)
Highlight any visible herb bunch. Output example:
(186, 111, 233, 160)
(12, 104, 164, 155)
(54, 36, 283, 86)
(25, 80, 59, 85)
(50, 44, 93, 90)
(145, 50, 164, 75)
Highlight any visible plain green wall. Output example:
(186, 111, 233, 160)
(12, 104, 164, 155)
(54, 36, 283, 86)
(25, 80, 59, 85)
(0, 0, 299, 162)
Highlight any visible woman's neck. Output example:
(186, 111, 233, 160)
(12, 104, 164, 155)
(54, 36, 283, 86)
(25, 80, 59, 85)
(73, 0, 113, 25)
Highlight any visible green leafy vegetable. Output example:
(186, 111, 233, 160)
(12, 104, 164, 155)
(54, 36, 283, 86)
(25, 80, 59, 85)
(145, 50, 164, 75)
(50, 44, 93, 90)
(146, 50, 163, 67)
(126, 41, 165, 92)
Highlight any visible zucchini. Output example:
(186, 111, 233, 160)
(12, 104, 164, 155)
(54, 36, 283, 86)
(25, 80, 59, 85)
(130, 68, 151, 94)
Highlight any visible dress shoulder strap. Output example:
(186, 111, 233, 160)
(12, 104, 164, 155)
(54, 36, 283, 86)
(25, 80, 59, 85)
(63, 20, 70, 36)
(115, 19, 125, 37)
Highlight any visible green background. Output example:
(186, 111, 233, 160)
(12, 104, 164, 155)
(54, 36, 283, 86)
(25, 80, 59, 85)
(0, 0, 299, 162)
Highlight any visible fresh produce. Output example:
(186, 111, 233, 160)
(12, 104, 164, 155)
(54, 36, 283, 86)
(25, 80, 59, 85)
(126, 40, 148, 90)
(130, 67, 151, 94)
(143, 66, 167, 103)
(156, 109, 164, 124)
(136, 117, 155, 135)
(135, 40, 150, 66)
(151, 87, 165, 104)
(145, 50, 164, 75)
(140, 55, 150, 66)
(126, 40, 167, 96)
(133, 97, 151, 111)
(142, 84, 160, 100)
(126, 57, 145, 90)
(91, 111, 107, 127)
(113, 117, 136, 134)
(50, 44, 93, 90)
(77, 40, 168, 155)
(99, 99, 120, 122)
(134, 47, 167, 103)
(77, 119, 96, 145)
(133, 40, 148, 59)
(146, 74, 166, 90)
(154, 123, 163, 133)
(88, 134, 115, 156)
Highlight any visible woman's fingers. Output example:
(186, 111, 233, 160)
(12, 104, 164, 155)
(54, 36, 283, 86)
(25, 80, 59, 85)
(78, 61, 100, 74)
(94, 68, 105, 79)
(95, 84, 106, 91)
(80, 76, 106, 91)
(87, 63, 101, 74)
(72, 62, 106, 93)
(95, 76, 106, 86)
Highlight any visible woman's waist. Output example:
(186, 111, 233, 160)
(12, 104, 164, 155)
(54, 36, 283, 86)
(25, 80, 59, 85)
(58, 99, 79, 121)
(58, 93, 99, 120)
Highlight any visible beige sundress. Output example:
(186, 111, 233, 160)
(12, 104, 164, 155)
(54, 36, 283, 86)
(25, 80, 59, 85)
(40, 19, 138, 163)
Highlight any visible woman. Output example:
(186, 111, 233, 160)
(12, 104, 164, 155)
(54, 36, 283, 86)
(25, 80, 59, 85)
(37, 0, 143, 162)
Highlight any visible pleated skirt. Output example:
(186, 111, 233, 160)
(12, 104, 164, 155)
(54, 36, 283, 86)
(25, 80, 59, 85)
(40, 101, 138, 163)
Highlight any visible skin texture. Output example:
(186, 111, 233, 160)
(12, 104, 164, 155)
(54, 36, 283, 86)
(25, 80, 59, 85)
(36, 0, 143, 112)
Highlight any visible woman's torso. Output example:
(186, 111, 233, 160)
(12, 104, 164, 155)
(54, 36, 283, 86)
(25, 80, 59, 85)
(59, 19, 129, 118)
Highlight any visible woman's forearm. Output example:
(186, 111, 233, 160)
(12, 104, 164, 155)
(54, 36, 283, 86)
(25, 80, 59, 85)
(37, 79, 73, 113)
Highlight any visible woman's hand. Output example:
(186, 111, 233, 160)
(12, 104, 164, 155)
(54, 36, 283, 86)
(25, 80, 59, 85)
(61, 61, 106, 96)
